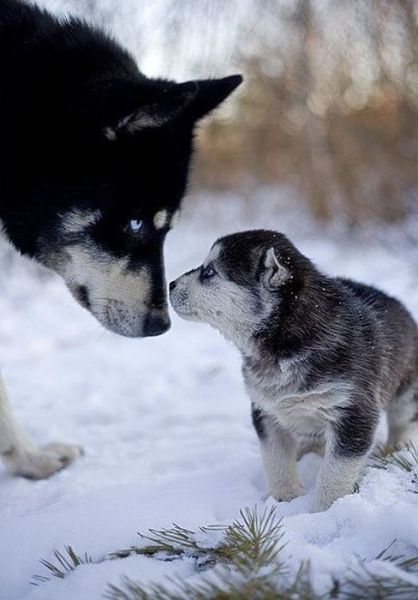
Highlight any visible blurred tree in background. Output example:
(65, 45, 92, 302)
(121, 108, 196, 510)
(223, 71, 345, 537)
(195, 0, 418, 224)
(39, 0, 418, 226)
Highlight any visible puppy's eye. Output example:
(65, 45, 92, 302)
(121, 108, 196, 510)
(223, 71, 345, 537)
(201, 264, 217, 280)
(128, 219, 144, 234)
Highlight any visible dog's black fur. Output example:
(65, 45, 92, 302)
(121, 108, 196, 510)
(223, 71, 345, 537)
(0, 0, 241, 336)
(0, 0, 241, 480)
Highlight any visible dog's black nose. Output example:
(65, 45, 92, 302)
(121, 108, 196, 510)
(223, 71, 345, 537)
(169, 280, 176, 292)
(144, 312, 171, 337)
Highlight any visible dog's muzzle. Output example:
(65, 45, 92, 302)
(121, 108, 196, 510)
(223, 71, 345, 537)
(143, 308, 171, 337)
(71, 284, 171, 337)
(98, 304, 171, 338)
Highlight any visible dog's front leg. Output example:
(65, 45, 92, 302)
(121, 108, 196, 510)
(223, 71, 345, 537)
(0, 375, 82, 479)
(252, 406, 302, 502)
(312, 406, 377, 512)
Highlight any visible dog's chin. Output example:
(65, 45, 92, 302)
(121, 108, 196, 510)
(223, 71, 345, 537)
(87, 308, 144, 337)
(91, 304, 171, 338)
(67, 284, 170, 338)
(96, 315, 146, 337)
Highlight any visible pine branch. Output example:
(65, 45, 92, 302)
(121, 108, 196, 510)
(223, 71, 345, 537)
(369, 442, 418, 492)
(32, 546, 95, 585)
(105, 507, 320, 600)
(342, 565, 418, 599)
(375, 540, 418, 572)
(33, 506, 418, 600)
(111, 506, 286, 574)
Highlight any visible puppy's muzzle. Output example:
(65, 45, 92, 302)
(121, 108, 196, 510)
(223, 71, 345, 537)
(169, 277, 192, 319)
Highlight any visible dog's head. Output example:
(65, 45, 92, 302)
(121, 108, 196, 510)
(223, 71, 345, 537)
(170, 230, 311, 348)
(6, 75, 242, 337)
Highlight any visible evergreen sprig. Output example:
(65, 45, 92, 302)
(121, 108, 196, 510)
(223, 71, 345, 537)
(105, 507, 319, 600)
(370, 442, 418, 472)
(32, 546, 95, 585)
(33, 505, 418, 600)
(342, 564, 418, 599)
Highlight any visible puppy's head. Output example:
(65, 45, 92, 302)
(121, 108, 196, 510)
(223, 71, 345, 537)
(170, 230, 309, 348)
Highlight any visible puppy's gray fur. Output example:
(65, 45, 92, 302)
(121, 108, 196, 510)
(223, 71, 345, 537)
(170, 230, 418, 511)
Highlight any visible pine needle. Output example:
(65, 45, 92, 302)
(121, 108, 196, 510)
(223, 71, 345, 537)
(369, 442, 418, 493)
(105, 506, 316, 600)
(33, 506, 418, 600)
(32, 546, 95, 585)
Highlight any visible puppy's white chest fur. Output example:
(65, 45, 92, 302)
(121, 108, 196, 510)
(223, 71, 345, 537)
(243, 358, 350, 438)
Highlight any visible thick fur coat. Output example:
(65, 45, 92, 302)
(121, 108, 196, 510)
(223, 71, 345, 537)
(170, 230, 418, 511)
(0, 0, 241, 479)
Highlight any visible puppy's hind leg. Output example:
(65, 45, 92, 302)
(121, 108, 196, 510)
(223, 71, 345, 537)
(387, 383, 418, 447)
(0, 375, 82, 479)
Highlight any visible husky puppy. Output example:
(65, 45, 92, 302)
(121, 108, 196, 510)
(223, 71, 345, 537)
(0, 0, 241, 479)
(170, 230, 418, 511)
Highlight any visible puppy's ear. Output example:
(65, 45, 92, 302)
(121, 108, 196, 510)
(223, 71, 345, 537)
(262, 247, 289, 290)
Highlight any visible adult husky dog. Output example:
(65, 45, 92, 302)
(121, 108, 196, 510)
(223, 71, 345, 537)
(170, 230, 418, 511)
(0, 0, 241, 479)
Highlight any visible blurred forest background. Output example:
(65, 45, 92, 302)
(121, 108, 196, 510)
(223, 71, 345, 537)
(40, 0, 418, 227)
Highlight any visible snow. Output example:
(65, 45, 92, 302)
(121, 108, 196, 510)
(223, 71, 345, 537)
(1, 190, 418, 599)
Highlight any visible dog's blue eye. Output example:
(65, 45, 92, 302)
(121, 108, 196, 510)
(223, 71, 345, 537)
(129, 219, 143, 233)
(202, 264, 217, 279)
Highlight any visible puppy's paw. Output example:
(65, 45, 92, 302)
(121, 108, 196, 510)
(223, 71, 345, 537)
(7, 442, 83, 479)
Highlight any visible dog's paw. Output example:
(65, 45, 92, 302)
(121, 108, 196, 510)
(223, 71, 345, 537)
(8, 442, 83, 480)
(269, 481, 303, 503)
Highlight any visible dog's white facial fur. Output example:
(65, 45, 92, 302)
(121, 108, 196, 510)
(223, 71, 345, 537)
(61, 209, 102, 234)
(153, 209, 168, 230)
(39, 208, 168, 337)
(170, 242, 273, 351)
(62, 244, 153, 336)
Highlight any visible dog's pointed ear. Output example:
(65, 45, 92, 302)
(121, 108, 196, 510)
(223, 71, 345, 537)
(262, 247, 289, 289)
(185, 74, 243, 122)
(104, 75, 242, 140)
(104, 81, 199, 140)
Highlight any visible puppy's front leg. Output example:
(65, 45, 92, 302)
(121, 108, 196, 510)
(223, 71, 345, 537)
(312, 405, 377, 512)
(252, 406, 302, 502)
(0, 375, 81, 479)
(312, 451, 365, 513)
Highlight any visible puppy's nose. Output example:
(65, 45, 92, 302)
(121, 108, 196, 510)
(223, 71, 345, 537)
(143, 311, 171, 337)
(169, 280, 176, 292)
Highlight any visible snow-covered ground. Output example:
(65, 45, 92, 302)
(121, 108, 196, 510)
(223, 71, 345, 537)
(1, 190, 418, 599)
